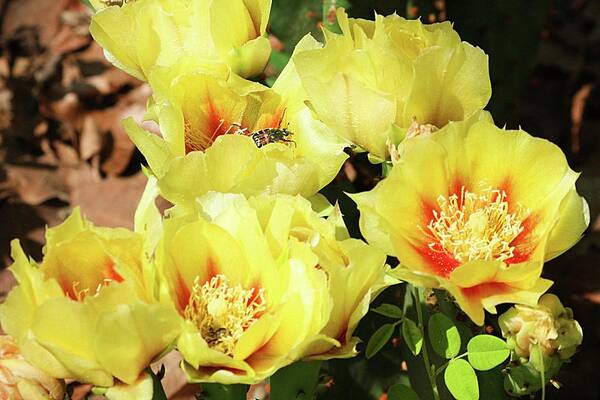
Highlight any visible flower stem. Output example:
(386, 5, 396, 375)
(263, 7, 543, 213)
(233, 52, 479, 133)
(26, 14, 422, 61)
(412, 285, 440, 400)
(434, 352, 469, 377)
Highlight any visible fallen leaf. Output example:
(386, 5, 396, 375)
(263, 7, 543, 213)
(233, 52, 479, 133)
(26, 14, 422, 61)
(70, 173, 147, 228)
(4, 165, 69, 205)
(570, 83, 593, 154)
(79, 115, 103, 160)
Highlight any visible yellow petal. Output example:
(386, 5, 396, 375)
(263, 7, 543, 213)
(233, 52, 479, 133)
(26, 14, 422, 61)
(104, 372, 154, 400)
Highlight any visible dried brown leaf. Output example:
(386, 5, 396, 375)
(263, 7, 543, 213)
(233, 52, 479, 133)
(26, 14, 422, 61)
(70, 173, 147, 228)
(79, 116, 103, 160)
(5, 165, 69, 205)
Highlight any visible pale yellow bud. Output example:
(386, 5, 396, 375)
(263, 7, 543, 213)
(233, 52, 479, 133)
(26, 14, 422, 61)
(0, 336, 65, 400)
(499, 294, 583, 362)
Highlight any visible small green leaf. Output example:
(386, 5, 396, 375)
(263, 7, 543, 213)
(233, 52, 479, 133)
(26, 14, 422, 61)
(444, 359, 479, 400)
(199, 384, 248, 400)
(402, 318, 423, 356)
(149, 367, 168, 400)
(270, 361, 322, 400)
(366, 323, 396, 359)
(428, 313, 461, 359)
(387, 384, 420, 400)
(467, 335, 510, 371)
(373, 303, 404, 319)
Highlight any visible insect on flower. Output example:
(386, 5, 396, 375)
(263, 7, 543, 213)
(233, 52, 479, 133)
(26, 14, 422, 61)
(249, 127, 295, 148)
(224, 109, 296, 149)
(101, 0, 129, 7)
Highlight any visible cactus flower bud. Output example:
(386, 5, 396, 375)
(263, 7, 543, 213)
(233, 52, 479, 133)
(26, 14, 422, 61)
(500, 293, 582, 364)
(0, 335, 65, 400)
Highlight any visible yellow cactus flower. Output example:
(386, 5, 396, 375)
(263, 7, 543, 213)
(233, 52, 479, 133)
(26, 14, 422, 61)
(125, 37, 347, 208)
(157, 193, 388, 384)
(0, 209, 181, 388)
(294, 9, 491, 161)
(0, 335, 65, 400)
(89, 0, 272, 81)
(245, 194, 392, 360)
(351, 118, 589, 325)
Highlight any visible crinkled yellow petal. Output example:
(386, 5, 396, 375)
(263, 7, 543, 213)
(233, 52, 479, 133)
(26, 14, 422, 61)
(104, 372, 153, 400)
(0, 241, 63, 341)
(30, 297, 113, 387)
(225, 37, 272, 78)
(545, 188, 590, 260)
(299, 70, 396, 159)
(94, 300, 180, 384)
(401, 43, 490, 127)
(91, 0, 196, 81)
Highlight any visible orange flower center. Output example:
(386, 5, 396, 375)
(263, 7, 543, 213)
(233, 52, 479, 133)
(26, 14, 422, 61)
(423, 187, 529, 263)
(183, 274, 266, 355)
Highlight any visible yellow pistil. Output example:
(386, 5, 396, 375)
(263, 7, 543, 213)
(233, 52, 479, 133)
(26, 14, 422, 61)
(424, 187, 529, 263)
(184, 274, 266, 355)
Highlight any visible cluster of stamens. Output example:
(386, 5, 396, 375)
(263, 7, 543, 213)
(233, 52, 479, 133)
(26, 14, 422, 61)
(183, 274, 266, 355)
(69, 279, 114, 301)
(423, 187, 529, 263)
(184, 119, 248, 152)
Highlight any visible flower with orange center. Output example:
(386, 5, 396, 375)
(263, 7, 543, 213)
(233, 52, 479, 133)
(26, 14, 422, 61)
(351, 117, 589, 324)
(0, 209, 181, 390)
(124, 36, 347, 208)
(156, 192, 389, 383)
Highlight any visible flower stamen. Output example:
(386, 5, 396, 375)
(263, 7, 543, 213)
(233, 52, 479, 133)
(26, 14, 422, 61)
(183, 274, 266, 355)
(423, 187, 529, 263)
(69, 278, 114, 302)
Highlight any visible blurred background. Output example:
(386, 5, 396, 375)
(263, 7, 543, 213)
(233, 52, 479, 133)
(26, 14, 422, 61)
(0, 0, 598, 398)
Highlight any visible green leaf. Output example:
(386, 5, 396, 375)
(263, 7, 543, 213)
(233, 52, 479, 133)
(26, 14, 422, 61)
(467, 335, 510, 371)
(366, 323, 396, 359)
(402, 318, 423, 356)
(387, 383, 420, 400)
(373, 303, 404, 319)
(444, 359, 479, 400)
(270, 0, 322, 51)
(478, 366, 510, 400)
(148, 366, 167, 400)
(428, 313, 461, 359)
(80, 0, 94, 10)
(198, 384, 248, 400)
(270, 361, 322, 399)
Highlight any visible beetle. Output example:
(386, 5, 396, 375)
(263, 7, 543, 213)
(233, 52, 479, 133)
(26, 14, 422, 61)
(102, 0, 128, 7)
(250, 128, 295, 148)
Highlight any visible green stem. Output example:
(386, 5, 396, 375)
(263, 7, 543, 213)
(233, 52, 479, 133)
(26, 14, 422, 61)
(537, 344, 546, 400)
(434, 353, 469, 377)
(412, 286, 440, 400)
